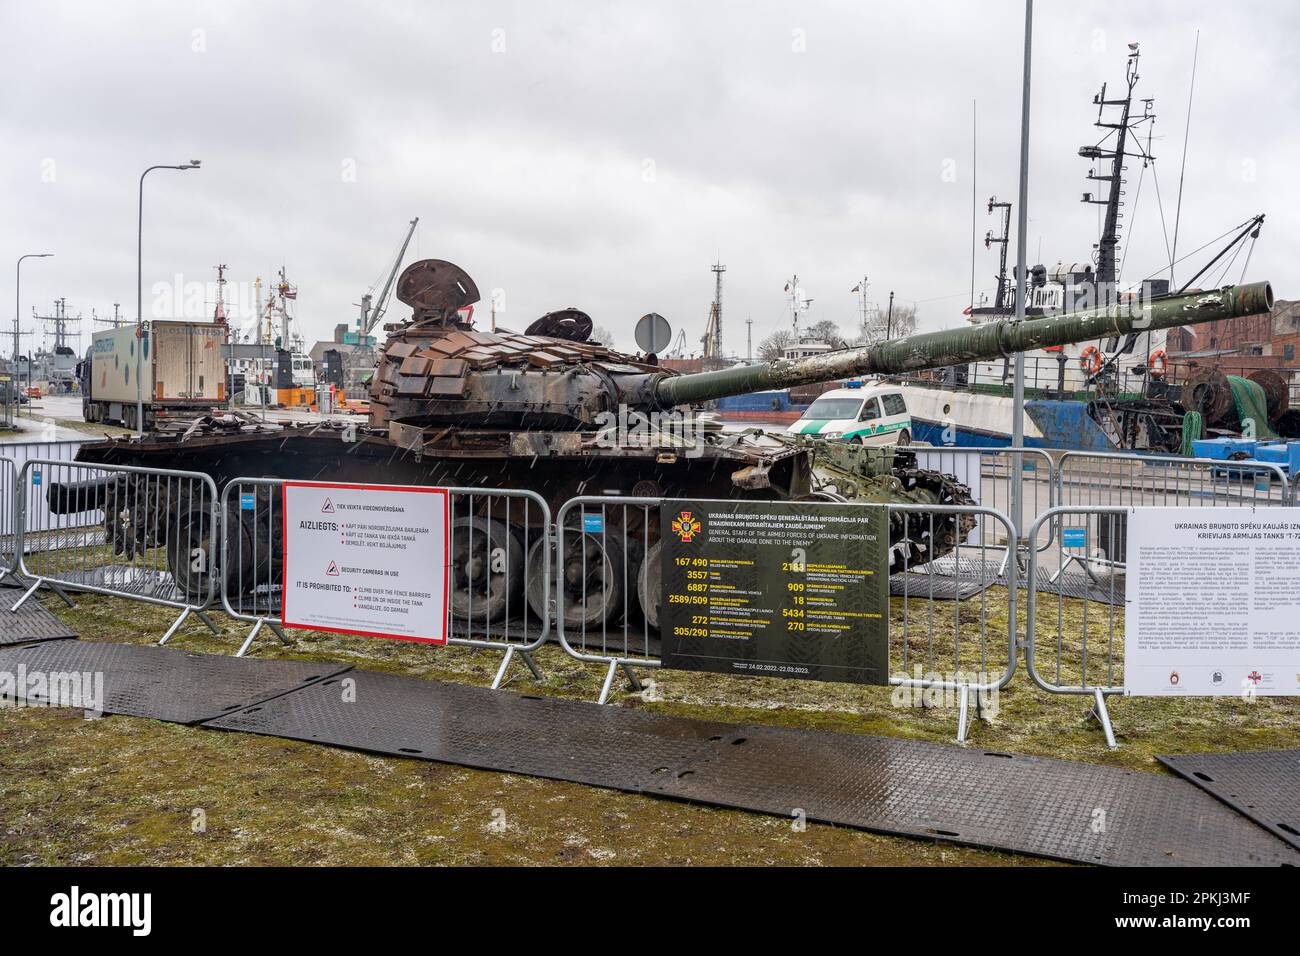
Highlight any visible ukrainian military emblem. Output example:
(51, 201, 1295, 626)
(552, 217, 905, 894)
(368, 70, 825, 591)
(671, 511, 702, 543)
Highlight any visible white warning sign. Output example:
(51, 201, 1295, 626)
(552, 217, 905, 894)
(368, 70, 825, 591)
(281, 481, 450, 644)
(1125, 506, 1300, 696)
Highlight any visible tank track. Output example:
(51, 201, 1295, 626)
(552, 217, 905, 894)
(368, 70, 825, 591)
(888, 466, 979, 575)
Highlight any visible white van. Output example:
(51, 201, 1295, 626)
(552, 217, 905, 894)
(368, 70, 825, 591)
(786, 384, 912, 445)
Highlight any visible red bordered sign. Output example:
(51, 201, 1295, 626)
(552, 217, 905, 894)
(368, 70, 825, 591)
(280, 481, 450, 645)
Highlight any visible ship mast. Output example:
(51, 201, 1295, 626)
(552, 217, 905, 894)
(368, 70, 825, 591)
(33, 297, 80, 351)
(709, 260, 725, 359)
(984, 197, 1012, 311)
(213, 264, 228, 326)
(786, 275, 811, 340)
(275, 266, 298, 349)
(1080, 42, 1155, 290)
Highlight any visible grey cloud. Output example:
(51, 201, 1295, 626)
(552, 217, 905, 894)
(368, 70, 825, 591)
(2, 0, 1295, 358)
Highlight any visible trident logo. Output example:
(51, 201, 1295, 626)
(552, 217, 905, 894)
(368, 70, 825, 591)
(671, 511, 702, 543)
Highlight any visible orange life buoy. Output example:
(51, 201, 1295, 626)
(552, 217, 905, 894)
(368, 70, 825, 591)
(1147, 349, 1168, 379)
(1079, 346, 1104, 375)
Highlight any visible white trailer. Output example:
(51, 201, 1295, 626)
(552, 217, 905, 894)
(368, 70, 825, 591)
(82, 321, 228, 429)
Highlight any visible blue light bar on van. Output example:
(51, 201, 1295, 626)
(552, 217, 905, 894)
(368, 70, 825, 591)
(843, 380, 863, 388)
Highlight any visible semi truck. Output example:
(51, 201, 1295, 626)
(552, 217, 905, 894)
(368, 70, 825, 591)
(80, 321, 228, 429)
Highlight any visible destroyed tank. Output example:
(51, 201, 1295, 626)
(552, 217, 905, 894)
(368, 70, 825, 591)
(65, 260, 1273, 630)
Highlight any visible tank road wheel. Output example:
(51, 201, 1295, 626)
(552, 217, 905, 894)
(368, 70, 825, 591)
(530, 526, 628, 629)
(636, 539, 663, 631)
(220, 490, 279, 606)
(164, 484, 221, 602)
(449, 517, 524, 623)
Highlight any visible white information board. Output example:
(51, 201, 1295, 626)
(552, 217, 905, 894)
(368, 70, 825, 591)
(1125, 506, 1300, 696)
(281, 481, 450, 644)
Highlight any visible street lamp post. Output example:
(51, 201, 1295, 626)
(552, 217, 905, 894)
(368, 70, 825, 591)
(1010, 0, 1033, 552)
(136, 160, 201, 435)
(16, 253, 53, 416)
(16, 253, 53, 359)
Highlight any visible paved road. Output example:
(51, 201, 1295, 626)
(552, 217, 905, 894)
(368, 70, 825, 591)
(3, 394, 88, 442)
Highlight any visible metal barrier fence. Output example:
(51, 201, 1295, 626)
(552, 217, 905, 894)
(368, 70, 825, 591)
(1053, 450, 1291, 581)
(1057, 450, 1290, 510)
(911, 446, 1056, 569)
(0, 438, 105, 536)
(1024, 505, 1129, 748)
(555, 495, 1017, 740)
(2, 444, 1292, 748)
(9, 458, 223, 644)
(220, 478, 552, 684)
(0, 457, 18, 584)
(552, 496, 661, 705)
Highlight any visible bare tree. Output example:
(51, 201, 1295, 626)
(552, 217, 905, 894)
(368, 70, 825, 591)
(806, 318, 847, 347)
(856, 303, 917, 346)
(758, 328, 795, 361)
(590, 325, 615, 347)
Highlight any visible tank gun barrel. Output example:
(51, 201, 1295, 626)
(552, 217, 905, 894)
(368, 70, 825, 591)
(633, 281, 1273, 409)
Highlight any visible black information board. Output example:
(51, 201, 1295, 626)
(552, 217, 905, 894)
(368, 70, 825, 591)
(658, 499, 889, 684)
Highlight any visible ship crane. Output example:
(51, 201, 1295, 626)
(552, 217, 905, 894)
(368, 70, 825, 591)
(362, 217, 419, 337)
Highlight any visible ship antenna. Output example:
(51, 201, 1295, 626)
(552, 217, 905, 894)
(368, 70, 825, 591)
(1169, 29, 1200, 286)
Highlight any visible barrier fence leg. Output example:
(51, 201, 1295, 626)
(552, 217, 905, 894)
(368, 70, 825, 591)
(157, 607, 192, 646)
(235, 620, 293, 658)
(10, 578, 72, 612)
(621, 663, 643, 693)
(1087, 687, 1118, 750)
(1048, 554, 1089, 585)
(491, 646, 517, 689)
(490, 647, 546, 690)
(956, 685, 972, 744)
(518, 649, 543, 681)
(196, 610, 222, 636)
(236, 620, 264, 658)
(597, 660, 619, 705)
(9, 579, 41, 612)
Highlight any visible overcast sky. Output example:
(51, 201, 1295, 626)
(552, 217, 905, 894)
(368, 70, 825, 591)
(3, 0, 1296, 359)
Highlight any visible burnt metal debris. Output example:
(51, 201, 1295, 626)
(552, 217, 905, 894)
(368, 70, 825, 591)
(66, 259, 1272, 629)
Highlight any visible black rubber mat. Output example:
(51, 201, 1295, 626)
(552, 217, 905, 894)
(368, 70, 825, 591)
(1158, 750, 1300, 852)
(208, 670, 730, 792)
(0, 640, 350, 724)
(0, 599, 77, 646)
(54, 567, 180, 600)
(205, 671, 1299, 866)
(1034, 569, 1125, 607)
(890, 573, 995, 601)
